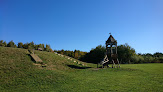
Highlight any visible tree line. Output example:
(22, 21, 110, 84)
(55, 44, 163, 64)
(0, 40, 53, 52)
(1, 40, 162, 64)
(55, 49, 87, 59)
(79, 44, 163, 64)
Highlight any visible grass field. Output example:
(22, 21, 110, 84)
(0, 47, 163, 92)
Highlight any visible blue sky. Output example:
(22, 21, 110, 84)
(0, 0, 163, 54)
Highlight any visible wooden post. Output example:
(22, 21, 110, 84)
(110, 46, 112, 57)
(113, 60, 116, 68)
(117, 59, 120, 68)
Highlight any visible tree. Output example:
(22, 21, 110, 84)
(37, 44, 44, 51)
(144, 56, 154, 63)
(0, 40, 5, 47)
(18, 42, 23, 48)
(74, 50, 79, 59)
(27, 41, 35, 49)
(22, 43, 29, 49)
(42, 44, 45, 50)
(153, 52, 163, 58)
(35, 44, 39, 50)
(131, 55, 144, 64)
(45, 44, 53, 52)
(3, 41, 7, 47)
(7, 40, 17, 48)
(80, 45, 106, 64)
(117, 43, 136, 64)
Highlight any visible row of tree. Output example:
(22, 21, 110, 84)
(0, 40, 53, 52)
(1, 40, 162, 64)
(56, 49, 87, 59)
(80, 44, 163, 64)
(37, 42, 163, 64)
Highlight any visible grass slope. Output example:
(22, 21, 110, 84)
(0, 47, 163, 92)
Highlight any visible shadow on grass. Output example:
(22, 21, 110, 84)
(67, 65, 92, 69)
(27, 54, 36, 63)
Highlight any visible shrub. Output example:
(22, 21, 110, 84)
(0, 40, 5, 47)
(3, 41, 7, 47)
(18, 42, 23, 48)
(7, 40, 17, 48)
(131, 55, 139, 64)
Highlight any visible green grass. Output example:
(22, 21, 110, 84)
(0, 47, 163, 92)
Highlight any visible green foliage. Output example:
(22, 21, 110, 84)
(131, 55, 144, 64)
(117, 43, 136, 64)
(0, 40, 7, 47)
(144, 56, 154, 63)
(153, 52, 163, 58)
(57, 49, 87, 59)
(3, 41, 7, 47)
(22, 43, 29, 49)
(38, 44, 44, 50)
(28, 41, 35, 49)
(80, 44, 137, 64)
(18, 42, 23, 48)
(0, 40, 4, 47)
(7, 40, 17, 48)
(131, 55, 139, 63)
(0, 40, 3, 44)
(45, 44, 53, 52)
(80, 45, 106, 64)
(74, 50, 79, 59)
(34, 44, 39, 50)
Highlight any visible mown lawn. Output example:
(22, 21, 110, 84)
(0, 47, 162, 92)
(53, 63, 163, 92)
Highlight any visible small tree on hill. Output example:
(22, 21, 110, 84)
(37, 44, 44, 51)
(18, 42, 23, 48)
(28, 41, 35, 49)
(3, 41, 7, 47)
(22, 43, 29, 49)
(7, 40, 17, 48)
(45, 44, 53, 52)
(45, 44, 50, 52)
(0, 40, 5, 47)
(35, 44, 39, 50)
(74, 50, 79, 59)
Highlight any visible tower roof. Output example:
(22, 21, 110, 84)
(106, 35, 117, 44)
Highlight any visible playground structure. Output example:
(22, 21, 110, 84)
(100, 34, 120, 68)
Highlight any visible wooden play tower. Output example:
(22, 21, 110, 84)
(100, 33, 120, 68)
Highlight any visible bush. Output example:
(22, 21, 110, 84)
(0, 40, 7, 47)
(7, 40, 17, 48)
(138, 55, 144, 63)
(80, 45, 106, 64)
(144, 56, 154, 63)
(117, 43, 136, 64)
(131, 55, 139, 64)
(18, 42, 23, 48)
(3, 41, 7, 47)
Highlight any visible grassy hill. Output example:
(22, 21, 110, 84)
(0, 47, 163, 92)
